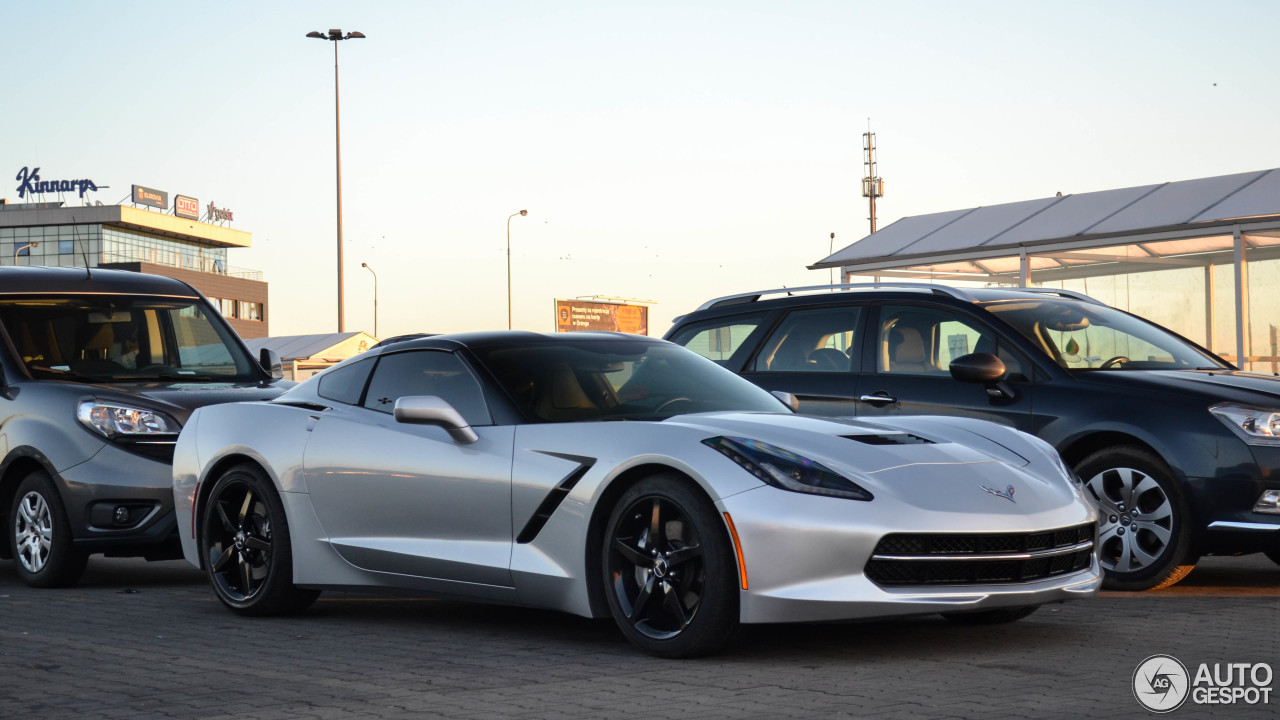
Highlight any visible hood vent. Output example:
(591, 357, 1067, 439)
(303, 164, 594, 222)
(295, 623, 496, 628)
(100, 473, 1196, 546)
(843, 433, 934, 446)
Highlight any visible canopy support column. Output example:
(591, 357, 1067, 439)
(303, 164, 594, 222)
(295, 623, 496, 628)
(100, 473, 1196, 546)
(1233, 226, 1249, 369)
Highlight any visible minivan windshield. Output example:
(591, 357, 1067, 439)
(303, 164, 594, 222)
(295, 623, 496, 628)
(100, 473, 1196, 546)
(0, 295, 259, 383)
(981, 298, 1228, 372)
(475, 339, 788, 422)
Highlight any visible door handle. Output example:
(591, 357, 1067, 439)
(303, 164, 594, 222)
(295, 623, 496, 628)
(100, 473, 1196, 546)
(858, 393, 898, 405)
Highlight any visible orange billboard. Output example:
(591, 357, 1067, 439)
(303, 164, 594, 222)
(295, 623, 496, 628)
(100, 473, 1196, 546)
(554, 299, 649, 335)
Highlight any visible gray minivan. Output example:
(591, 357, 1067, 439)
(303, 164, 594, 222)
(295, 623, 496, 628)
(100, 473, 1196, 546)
(0, 267, 288, 587)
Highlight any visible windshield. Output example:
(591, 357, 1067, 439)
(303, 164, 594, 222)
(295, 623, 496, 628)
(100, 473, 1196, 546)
(981, 298, 1227, 372)
(0, 295, 260, 383)
(474, 339, 788, 422)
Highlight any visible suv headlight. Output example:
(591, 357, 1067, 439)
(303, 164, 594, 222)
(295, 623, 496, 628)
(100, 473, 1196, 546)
(703, 436, 873, 501)
(77, 401, 180, 438)
(1209, 403, 1280, 446)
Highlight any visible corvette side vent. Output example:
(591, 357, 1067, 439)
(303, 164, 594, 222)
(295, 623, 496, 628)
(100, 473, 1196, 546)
(843, 433, 934, 446)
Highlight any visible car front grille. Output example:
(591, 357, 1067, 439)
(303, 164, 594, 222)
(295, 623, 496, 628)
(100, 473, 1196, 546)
(113, 436, 178, 464)
(865, 522, 1096, 587)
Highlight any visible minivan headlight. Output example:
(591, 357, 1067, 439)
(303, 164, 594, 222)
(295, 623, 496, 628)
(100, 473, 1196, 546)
(1209, 403, 1280, 446)
(702, 436, 873, 501)
(77, 401, 180, 438)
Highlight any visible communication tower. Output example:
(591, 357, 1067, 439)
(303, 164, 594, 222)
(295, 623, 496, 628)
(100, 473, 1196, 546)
(862, 129, 884, 235)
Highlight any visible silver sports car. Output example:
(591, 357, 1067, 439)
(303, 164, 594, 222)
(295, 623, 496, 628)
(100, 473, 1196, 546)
(174, 332, 1100, 657)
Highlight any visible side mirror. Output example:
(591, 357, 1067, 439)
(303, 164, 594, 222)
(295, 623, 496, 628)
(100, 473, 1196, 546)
(393, 395, 479, 444)
(771, 390, 800, 412)
(949, 352, 1014, 399)
(259, 348, 284, 380)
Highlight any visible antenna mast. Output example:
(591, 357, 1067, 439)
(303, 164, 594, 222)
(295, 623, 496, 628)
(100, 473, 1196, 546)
(861, 124, 884, 235)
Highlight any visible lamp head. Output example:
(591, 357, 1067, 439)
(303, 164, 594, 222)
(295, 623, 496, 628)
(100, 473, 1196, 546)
(347, 31, 366, 39)
(328, 29, 343, 39)
(519, 209, 528, 216)
(361, 262, 368, 268)
(306, 31, 325, 39)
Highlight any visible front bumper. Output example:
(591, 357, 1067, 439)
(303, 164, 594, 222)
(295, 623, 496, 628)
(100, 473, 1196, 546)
(719, 486, 1101, 624)
(57, 441, 183, 558)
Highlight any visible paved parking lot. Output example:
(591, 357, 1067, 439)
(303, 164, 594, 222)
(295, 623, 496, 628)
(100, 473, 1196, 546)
(2, 554, 1278, 719)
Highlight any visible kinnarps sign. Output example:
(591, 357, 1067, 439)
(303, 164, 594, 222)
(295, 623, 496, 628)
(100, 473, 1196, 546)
(14, 167, 103, 199)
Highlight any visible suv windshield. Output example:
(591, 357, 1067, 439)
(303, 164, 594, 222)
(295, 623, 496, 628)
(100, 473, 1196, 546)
(0, 295, 259, 383)
(475, 340, 787, 422)
(981, 298, 1227, 371)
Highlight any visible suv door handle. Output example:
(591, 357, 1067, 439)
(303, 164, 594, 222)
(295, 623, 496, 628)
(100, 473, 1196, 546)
(858, 393, 898, 405)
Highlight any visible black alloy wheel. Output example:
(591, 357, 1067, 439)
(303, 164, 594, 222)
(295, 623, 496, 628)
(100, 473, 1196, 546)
(201, 464, 318, 615)
(603, 474, 737, 658)
(1076, 446, 1196, 591)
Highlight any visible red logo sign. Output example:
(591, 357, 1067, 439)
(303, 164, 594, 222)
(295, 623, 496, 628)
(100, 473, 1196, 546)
(175, 195, 200, 220)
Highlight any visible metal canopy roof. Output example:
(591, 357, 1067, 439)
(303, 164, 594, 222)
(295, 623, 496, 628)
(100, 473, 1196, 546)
(811, 168, 1280, 282)
(243, 332, 364, 361)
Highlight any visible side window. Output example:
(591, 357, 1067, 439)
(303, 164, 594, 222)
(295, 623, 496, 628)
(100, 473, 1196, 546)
(668, 313, 767, 366)
(877, 305, 1027, 381)
(362, 351, 492, 425)
(317, 358, 374, 405)
(752, 306, 862, 373)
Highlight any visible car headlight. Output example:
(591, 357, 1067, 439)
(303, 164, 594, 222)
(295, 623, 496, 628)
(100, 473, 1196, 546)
(77, 401, 180, 438)
(702, 436, 873, 501)
(1209, 403, 1280, 446)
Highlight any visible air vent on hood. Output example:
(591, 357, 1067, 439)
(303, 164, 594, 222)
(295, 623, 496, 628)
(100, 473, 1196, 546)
(843, 433, 934, 446)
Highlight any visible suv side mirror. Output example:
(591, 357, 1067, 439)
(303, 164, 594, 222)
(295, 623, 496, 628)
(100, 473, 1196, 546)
(949, 352, 1014, 399)
(393, 395, 479, 444)
(259, 348, 284, 380)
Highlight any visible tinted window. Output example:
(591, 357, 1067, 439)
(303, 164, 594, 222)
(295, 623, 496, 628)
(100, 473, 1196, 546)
(0, 295, 257, 382)
(316, 358, 374, 405)
(362, 351, 492, 425)
(668, 313, 767, 366)
(474, 339, 785, 423)
(752, 306, 861, 373)
(878, 305, 1027, 380)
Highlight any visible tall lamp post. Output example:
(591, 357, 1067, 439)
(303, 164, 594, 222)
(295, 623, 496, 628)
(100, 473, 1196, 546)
(361, 262, 378, 338)
(306, 27, 366, 332)
(507, 209, 528, 330)
(829, 232, 835, 286)
(14, 241, 38, 265)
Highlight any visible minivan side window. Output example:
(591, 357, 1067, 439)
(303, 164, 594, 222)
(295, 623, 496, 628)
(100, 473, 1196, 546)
(877, 305, 1028, 381)
(361, 350, 492, 425)
(752, 306, 862, 373)
(668, 313, 767, 366)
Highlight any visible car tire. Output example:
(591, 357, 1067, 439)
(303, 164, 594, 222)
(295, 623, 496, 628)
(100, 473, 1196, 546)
(1076, 446, 1196, 591)
(942, 605, 1039, 625)
(8, 470, 88, 588)
(602, 474, 738, 658)
(201, 463, 319, 615)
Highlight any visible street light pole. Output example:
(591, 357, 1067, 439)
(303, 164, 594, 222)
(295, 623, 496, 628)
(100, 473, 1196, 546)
(507, 209, 527, 330)
(14, 241, 38, 265)
(361, 262, 378, 337)
(307, 28, 366, 332)
(829, 232, 835, 286)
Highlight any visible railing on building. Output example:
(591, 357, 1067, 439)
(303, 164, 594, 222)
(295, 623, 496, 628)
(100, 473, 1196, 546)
(99, 248, 263, 281)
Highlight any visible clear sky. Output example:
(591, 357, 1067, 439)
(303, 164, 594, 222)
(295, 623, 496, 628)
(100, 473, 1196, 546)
(6, 1, 1279, 338)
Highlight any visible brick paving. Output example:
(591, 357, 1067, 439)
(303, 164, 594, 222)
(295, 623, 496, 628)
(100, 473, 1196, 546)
(1, 555, 1277, 719)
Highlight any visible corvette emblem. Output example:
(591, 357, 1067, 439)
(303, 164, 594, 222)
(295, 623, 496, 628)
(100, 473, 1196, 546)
(979, 484, 1016, 503)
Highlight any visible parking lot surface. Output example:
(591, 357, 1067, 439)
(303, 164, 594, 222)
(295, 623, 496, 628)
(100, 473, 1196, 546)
(2, 554, 1278, 719)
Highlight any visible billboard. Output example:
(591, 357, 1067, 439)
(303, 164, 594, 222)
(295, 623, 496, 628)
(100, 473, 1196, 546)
(554, 299, 648, 335)
(175, 194, 200, 220)
(132, 184, 168, 209)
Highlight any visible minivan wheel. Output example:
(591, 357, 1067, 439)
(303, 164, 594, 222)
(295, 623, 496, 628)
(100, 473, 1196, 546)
(9, 470, 88, 588)
(1076, 446, 1196, 591)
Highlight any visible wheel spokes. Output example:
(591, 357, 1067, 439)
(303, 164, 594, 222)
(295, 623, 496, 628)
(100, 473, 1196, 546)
(648, 499, 663, 547)
(238, 489, 255, 524)
(245, 536, 271, 553)
(238, 554, 253, 594)
(212, 545, 235, 572)
(665, 544, 702, 567)
(660, 582, 690, 630)
(614, 538, 651, 567)
(629, 574, 655, 621)
(216, 502, 236, 533)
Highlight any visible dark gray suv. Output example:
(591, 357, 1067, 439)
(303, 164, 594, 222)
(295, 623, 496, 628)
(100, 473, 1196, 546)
(0, 267, 289, 587)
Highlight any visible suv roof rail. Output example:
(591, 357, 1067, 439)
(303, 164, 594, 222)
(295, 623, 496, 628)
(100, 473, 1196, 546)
(1016, 287, 1106, 306)
(694, 282, 977, 312)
